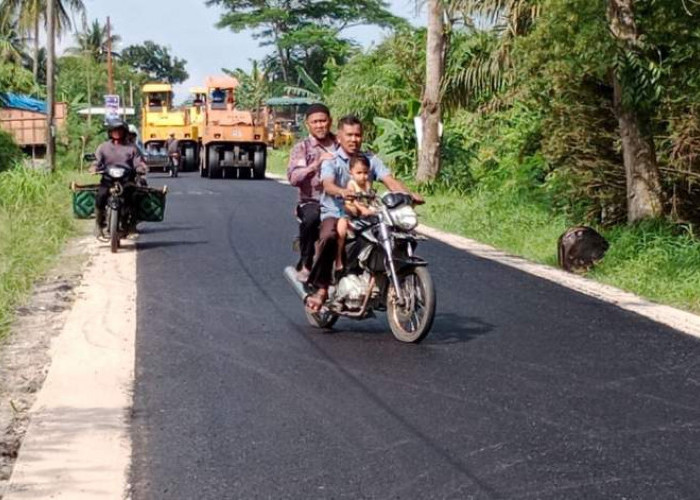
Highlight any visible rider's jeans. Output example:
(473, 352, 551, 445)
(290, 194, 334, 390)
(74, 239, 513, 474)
(296, 201, 320, 271)
(309, 217, 339, 288)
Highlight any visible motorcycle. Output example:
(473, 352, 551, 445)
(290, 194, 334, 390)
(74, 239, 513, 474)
(92, 159, 139, 253)
(284, 191, 436, 343)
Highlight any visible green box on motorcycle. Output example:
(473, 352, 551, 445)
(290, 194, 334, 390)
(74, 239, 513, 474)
(70, 183, 167, 222)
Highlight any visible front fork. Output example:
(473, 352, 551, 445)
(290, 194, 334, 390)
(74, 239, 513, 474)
(108, 184, 124, 231)
(108, 183, 123, 209)
(378, 222, 405, 306)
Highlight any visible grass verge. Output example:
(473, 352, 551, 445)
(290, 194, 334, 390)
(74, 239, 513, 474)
(0, 164, 89, 336)
(418, 189, 700, 314)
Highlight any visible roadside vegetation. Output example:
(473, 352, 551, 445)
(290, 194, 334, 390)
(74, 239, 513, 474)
(0, 165, 79, 335)
(0, 2, 192, 336)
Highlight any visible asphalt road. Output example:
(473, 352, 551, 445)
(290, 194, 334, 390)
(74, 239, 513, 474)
(131, 172, 700, 499)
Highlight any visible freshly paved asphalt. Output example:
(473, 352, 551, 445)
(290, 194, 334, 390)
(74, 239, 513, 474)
(131, 172, 700, 499)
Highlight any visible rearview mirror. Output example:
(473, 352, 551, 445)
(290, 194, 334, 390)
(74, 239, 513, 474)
(83, 153, 96, 162)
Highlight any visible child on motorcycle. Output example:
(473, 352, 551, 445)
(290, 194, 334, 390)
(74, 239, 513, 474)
(335, 154, 376, 272)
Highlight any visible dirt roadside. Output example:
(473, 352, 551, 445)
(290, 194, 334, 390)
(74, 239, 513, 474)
(0, 228, 137, 499)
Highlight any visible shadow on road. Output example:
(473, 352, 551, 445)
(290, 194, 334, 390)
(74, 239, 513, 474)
(137, 225, 203, 234)
(136, 240, 209, 251)
(426, 313, 495, 344)
(318, 313, 494, 345)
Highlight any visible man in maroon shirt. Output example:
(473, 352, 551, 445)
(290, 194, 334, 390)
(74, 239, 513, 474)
(287, 103, 338, 282)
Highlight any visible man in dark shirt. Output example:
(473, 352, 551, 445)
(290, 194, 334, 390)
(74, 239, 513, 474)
(92, 120, 147, 238)
(166, 133, 180, 177)
(287, 103, 338, 282)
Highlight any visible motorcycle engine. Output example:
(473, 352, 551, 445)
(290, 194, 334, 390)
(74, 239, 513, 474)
(336, 273, 371, 311)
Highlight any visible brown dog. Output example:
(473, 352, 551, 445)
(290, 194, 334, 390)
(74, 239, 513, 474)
(557, 226, 610, 273)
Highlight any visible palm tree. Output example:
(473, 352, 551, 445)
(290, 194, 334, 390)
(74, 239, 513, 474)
(0, 8, 29, 64)
(0, 0, 86, 79)
(415, 0, 538, 182)
(441, 0, 540, 106)
(67, 18, 120, 62)
(445, 0, 663, 221)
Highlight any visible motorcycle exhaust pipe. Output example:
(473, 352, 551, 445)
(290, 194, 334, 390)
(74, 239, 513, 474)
(284, 266, 307, 301)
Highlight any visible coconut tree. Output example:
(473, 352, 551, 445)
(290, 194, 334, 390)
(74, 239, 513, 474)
(0, 8, 29, 64)
(0, 0, 85, 79)
(441, 0, 540, 105)
(67, 18, 120, 62)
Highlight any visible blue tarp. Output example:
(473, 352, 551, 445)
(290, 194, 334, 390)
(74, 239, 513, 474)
(0, 93, 47, 114)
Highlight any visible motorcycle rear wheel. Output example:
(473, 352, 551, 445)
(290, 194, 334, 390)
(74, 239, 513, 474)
(108, 207, 120, 253)
(387, 266, 436, 343)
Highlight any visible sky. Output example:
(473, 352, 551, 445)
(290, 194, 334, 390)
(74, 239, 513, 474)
(66, 0, 426, 102)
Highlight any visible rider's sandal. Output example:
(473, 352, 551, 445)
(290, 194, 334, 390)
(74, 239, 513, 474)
(304, 290, 326, 313)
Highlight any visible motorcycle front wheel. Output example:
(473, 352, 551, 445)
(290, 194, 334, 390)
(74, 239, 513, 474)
(387, 266, 436, 343)
(108, 206, 120, 253)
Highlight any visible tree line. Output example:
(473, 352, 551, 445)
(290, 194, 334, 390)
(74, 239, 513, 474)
(0, 0, 189, 96)
(219, 0, 700, 227)
(2, 0, 699, 228)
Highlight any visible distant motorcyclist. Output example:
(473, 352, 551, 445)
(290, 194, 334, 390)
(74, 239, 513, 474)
(127, 124, 149, 187)
(91, 120, 147, 239)
(166, 132, 180, 177)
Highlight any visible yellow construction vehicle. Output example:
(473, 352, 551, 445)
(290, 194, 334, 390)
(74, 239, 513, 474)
(140, 83, 199, 171)
(188, 86, 207, 132)
(199, 76, 267, 179)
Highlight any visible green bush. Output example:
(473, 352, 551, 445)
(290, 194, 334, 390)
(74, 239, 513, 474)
(0, 130, 22, 173)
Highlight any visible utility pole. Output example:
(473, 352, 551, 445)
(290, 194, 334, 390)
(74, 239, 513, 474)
(121, 82, 126, 120)
(106, 16, 114, 94)
(86, 53, 92, 127)
(46, 0, 56, 172)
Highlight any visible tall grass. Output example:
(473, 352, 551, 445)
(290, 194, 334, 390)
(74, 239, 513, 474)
(591, 222, 700, 312)
(0, 165, 78, 335)
(419, 188, 569, 267)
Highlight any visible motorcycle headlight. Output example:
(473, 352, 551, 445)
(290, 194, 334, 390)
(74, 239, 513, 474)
(389, 205, 418, 231)
(107, 166, 126, 179)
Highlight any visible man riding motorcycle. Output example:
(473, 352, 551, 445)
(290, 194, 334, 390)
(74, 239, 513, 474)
(92, 120, 147, 239)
